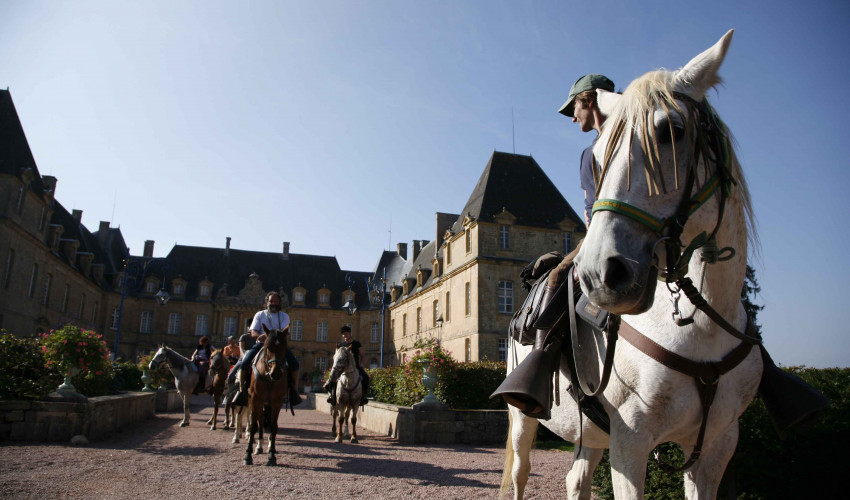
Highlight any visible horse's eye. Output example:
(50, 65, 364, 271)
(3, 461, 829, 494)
(656, 122, 685, 144)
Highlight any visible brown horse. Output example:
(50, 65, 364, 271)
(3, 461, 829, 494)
(243, 325, 289, 466)
(205, 348, 230, 430)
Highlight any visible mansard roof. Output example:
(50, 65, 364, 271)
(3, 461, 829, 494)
(160, 244, 372, 309)
(0, 89, 47, 195)
(451, 151, 585, 233)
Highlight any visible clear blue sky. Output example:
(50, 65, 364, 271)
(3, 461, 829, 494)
(3, 1, 848, 368)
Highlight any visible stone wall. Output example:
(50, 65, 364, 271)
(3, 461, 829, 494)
(0, 392, 155, 442)
(312, 394, 508, 445)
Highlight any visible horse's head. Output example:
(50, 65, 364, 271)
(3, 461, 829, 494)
(149, 345, 167, 371)
(210, 348, 228, 373)
(576, 30, 751, 315)
(331, 344, 353, 374)
(261, 325, 289, 381)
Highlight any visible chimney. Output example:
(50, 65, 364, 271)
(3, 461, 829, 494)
(225, 236, 231, 256)
(397, 242, 407, 260)
(282, 241, 290, 260)
(143, 240, 154, 258)
(72, 209, 82, 223)
(412, 240, 421, 261)
(42, 175, 57, 195)
(97, 221, 110, 245)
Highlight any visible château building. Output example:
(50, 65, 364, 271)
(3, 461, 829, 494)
(1, 89, 586, 381)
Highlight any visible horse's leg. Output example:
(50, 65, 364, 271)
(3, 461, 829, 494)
(243, 413, 256, 465)
(254, 403, 264, 455)
(335, 407, 344, 443)
(608, 422, 653, 499)
(266, 408, 280, 466)
(208, 393, 219, 429)
(501, 408, 538, 500)
(684, 423, 739, 500)
(565, 446, 604, 500)
(232, 407, 242, 444)
(180, 392, 191, 427)
(331, 404, 337, 438)
(350, 405, 359, 444)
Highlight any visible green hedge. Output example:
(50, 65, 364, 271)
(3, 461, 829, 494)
(591, 366, 848, 499)
(0, 332, 61, 400)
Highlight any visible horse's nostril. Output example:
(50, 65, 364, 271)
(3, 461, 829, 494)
(602, 256, 632, 291)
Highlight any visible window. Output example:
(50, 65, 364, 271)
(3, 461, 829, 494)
(445, 292, 451, 321)
(16, 185, 25, 214)
(500, 225, 510, 249)
(2, 249, 14, 289)
(223, 317, 237, 337)
(110, 306, 120, 329)
(402, 314, 407, 335)
(92, 302, 98, 323)
(315, 356, 327, 371)
(39, 205, 47, 231)
(294, 290, 305, 303)
(446, 242, 451, 265)
(465, 231, 471, 253)
(291, 320, 303, 341)
(369, 358, 379, 369)
(563, 232, 573, 254)
(416, 308, 422, 333)
(27, 263, 38, 298)
(145, 281, 157, 293)
(317, 321, 328, 342)
(78, 294, 86, 320)
(195, 314, 209, 336)
(168, 313, 182, 335)
(465, 338, 471, 362)
(200, 284, 211, 297)
(319, 292, 329, 305)
(140, 311, 153, 333)
(433, 300, 439, 325)
(173, 283, 185, 295)
(390, 319, 395, 335)
(41, 273, 52, 306)
(465, 282, 471, 316)
(498, 281, 514, 313)
(499, 338, 509, 362)
(62, 284, 71, 313)
(370, 322, 379, 343)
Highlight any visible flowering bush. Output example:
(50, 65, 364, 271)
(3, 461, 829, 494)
(40, 325, 113, 396)
(0, 331, 60, 400)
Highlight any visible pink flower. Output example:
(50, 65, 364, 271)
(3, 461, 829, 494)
(95, 371, 102, 375)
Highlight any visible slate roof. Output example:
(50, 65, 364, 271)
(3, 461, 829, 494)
(451, 151, 585, 234)
(160, 245, 374, 310)
(0, 89, 47, 196)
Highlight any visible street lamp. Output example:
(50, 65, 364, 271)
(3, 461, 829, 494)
(113, 256, 172, 360)
(342, 268, 388, 367)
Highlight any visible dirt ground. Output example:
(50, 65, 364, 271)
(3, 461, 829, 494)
(0, 395, 578, 499)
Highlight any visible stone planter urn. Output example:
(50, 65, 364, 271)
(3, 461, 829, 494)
(413, 358, 445, 411)
(57, 365, 81, 393)
(141, 370, 154, 392)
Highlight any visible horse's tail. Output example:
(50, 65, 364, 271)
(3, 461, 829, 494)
(500, 409, 514, 498)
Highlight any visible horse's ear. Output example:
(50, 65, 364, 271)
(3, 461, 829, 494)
(596, 89, 620, 118)
(673, 29, 734, 100)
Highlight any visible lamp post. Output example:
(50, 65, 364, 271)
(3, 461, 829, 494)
(342, 267, 388, 367)
(113, 256, 172, 360)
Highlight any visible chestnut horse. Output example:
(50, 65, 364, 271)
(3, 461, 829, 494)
(243, 325, 289, 466)
(206, 348, 230, 430)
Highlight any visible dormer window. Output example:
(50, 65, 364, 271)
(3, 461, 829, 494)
(416, 270, 423, 288)
(403, 280, 409, 295)
(318, 287, 331, 307)
(293, 285, 307, 305)
(145, 280, 158, 293)
(199, 278, 213, 298)
(465, 231, 471, 253)
(200, 284, 211, 297)
(172, 279, 186, 296)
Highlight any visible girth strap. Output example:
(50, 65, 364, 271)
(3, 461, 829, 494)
(618, 319, 754, 471)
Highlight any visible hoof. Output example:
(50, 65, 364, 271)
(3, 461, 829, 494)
(351, 437, 359, 444)
(334, 436, 342, 443)
(211, 425, 216, 431)
(266, 458, 277, 467)
(243, 457, 253, 466)
(180, 422, 189, 427)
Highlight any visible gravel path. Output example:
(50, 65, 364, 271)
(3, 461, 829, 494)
(0, 395, 577, 499)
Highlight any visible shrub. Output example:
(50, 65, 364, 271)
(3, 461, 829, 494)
(440, 360, 506, 410)
(110, 361, 144, 392)
(0, 331, 59, 400)
(40, 325, 113, 397)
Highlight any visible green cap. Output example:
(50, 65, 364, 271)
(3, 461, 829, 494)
(558, 74, 615, 117)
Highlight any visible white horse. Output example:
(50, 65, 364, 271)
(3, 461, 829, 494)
(504, 30, 763, 499)
(149, 345, 200, 427)
(329, 345, 363, 444)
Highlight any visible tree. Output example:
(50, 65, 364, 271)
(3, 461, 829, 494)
(741, 264, 764, 335)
